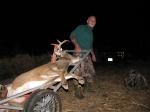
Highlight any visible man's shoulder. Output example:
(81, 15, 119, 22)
(70, 24, 86, 37)
(75, 24, 87, 30)
(77, 24, 86, 28)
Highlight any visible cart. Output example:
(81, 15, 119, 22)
(0, 50, 90, 112)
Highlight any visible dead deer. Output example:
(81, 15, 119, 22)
(0, 40, 84, 111)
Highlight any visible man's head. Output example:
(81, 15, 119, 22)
(87, 16, 96, 28)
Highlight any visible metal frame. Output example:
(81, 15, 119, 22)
(0, 50, 90, 111)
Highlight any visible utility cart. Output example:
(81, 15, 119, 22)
(0, 50, 90, 112)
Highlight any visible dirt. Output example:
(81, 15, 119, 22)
(58, 64, 150, 112)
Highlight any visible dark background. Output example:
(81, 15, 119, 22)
(0, 1, 148, 59)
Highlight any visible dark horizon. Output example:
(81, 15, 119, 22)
(1, 1, 148, 59)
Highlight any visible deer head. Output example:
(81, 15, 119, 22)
(51, 40, 69, 56)
(51, 40, 69, 63)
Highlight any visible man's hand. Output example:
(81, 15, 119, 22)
(75, 44, 81, 54)
(70, 37, 81, 54)
(91, 53, 96, 62)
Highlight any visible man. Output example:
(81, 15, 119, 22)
(69, 15, 96, 98)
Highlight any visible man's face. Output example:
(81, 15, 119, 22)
(87, 16, 96, 28)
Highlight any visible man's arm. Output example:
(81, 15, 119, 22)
(70, 36, 81, 53)
(91, 47, 96, 62)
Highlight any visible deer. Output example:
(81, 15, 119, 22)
(0, 40, 84, 111)
(49, 39, 82, 89)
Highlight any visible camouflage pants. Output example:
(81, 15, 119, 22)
(79, 55, 96, 83)
(71, 54, 96, 98)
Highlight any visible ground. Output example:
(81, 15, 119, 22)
(58, 62, 150, 112)
(0, 61, 150, 112)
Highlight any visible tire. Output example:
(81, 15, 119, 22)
(23, 89, 62, 112)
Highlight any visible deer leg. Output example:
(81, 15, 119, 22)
(68, 73, 85, 85)
(61, 72, 68, 90)
(72, 77, 84, 99)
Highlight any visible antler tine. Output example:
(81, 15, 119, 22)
(57, 40, 61, 44)
(51, 43, 57, 46)
(51, 43, 59, 47)
(59, 40, 70, 47)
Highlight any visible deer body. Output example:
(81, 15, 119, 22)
(6, 52, 79, 95)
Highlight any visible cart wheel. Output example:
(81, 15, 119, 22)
(23, 89, 62, 112)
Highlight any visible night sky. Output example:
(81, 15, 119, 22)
(0, 1, 148, 59)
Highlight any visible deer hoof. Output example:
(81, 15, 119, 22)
(79, 79, 85, 85)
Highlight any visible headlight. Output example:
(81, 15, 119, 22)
(108, 57, 113, 62)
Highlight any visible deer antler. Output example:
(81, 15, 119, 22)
(57, 39, 70, 48)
